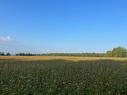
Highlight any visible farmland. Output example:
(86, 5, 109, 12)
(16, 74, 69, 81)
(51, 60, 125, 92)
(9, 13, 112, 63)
(0, 56, 127, 95)
(1, 56, 127, 61)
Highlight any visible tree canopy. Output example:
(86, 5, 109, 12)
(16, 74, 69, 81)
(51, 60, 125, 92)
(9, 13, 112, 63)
(106, 47, 127, 57)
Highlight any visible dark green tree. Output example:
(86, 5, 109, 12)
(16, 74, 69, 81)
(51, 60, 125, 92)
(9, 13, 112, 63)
(0, 52, 5, 56)
(6, 52, 11, 56)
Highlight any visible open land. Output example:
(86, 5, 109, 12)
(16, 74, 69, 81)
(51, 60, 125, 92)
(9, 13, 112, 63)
(0, 56, 127, 61)
(0, 56, 127, 95)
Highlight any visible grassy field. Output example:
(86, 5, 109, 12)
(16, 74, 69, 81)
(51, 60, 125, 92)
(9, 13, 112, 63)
(0, 56, 127, 95)
(1, 56, 127, 61)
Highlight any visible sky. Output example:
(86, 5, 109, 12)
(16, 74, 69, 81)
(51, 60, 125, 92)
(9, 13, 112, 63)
(0, 0, 127, 53)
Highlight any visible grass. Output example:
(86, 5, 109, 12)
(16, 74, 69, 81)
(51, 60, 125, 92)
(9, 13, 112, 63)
(1, 56, 127, 61)
(0, 57, 127, 95)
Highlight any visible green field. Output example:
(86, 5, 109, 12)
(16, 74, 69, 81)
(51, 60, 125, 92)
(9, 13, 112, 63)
(0, 59, 127, 95)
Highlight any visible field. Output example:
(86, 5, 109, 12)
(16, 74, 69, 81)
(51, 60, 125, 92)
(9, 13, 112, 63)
(1, 56, 127, 61)
(0, 56, 127, 95)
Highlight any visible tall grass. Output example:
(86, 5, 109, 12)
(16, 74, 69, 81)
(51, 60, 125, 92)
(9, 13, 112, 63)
(0, 59, 127, 95)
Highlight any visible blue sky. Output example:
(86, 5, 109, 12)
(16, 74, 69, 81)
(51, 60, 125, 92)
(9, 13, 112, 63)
(0, 0, 127, 53)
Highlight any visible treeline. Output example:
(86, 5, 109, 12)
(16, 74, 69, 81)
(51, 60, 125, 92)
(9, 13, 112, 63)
(16, 53, 37, 56)
(1, 47, 127, 57)
(42, 53, 105, 57)
(0, 52, 11, 56)
(0, 52, 105, 57)
(41, 46, 127, 57)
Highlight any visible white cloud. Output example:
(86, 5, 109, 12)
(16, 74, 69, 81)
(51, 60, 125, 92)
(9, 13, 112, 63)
(0, 36, 11, 44)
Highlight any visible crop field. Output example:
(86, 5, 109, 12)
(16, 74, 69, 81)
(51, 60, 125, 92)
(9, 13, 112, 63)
(0, 56, 127, 95)
(1, 56, 127, 61)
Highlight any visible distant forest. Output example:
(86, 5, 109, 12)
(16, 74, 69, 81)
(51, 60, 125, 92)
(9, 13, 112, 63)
(1, 47, 127, 57)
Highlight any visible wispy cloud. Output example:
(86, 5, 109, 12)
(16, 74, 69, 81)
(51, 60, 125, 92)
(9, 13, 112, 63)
(0, 36, 11, 45)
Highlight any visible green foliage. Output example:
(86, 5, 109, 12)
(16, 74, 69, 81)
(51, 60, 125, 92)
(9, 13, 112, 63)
(6, 52, 11, 56)
(16, 53, 35, 56)
(42, 53, 105, 57)
(106, 47, 127, 57)
(1, 46, 127, 57)
(0, 60, 127, 94)
(0, 52, 11, 56)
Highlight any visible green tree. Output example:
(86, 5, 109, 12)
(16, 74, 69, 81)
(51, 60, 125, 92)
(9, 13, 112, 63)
(106, 47, 127, 57)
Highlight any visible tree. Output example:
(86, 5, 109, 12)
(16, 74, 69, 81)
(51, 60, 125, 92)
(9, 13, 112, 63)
(6, 52, 11, 56)
(105, 51, 113, 57)
(106, 47, 127, 57)
(0, 52, 5, 56)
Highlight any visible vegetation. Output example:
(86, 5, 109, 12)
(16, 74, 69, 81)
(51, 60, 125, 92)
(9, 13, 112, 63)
(106, 47, 127, 57)
(1, 46, 127, 57)
(0, 52, 11, 56)
(46, 47, 127, 57)
(0, 59, 127, 95)
(16, 53, 36, 56)
(0, 52, 5, 56)
(42, 53, 105, 57)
